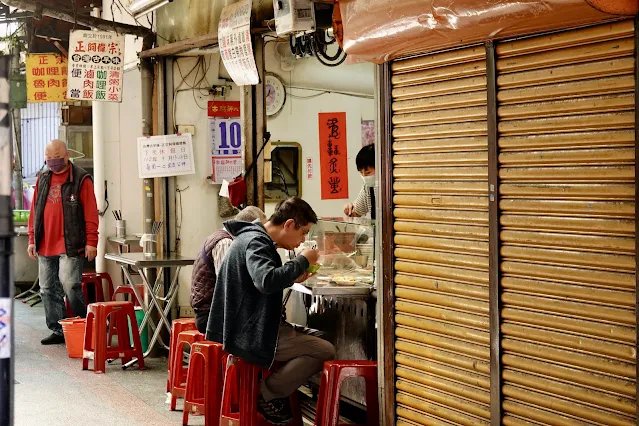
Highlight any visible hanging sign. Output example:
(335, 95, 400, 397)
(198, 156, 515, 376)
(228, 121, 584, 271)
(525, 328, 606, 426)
(218, 0, 259, 86)
(137, 133, 196, 178)
(26, 54, 68, 103)
(0, 298, 11, 359)
(318, 112, 349, 200)
(209, 101, 243, 184)
(67, 30, 125, 102)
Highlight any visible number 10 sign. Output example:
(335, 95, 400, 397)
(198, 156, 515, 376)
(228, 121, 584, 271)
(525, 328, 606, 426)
(209, 117, 244, 183)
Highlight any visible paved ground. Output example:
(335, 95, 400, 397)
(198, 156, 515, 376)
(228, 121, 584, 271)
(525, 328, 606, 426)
(13, 300, 203, 426)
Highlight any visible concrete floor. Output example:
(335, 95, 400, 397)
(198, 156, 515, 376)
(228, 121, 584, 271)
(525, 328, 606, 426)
(13, 300, 204, 426)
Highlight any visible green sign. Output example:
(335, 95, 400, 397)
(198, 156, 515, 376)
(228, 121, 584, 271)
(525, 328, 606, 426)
(9, 73, 26, 109)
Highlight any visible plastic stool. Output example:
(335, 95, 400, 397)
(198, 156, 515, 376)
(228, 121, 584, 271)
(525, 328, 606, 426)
(64, 272, 115, 317)
(220, 355, 303, 426)
(83, 272, 115, 301)
(315, 361, 378, 426)
(112, 284, 146, 306)
(170, 330, 204, 411)
(167, 318, 197, 392)
(82, 301, 145, 374)
(183, 340, 227, 426)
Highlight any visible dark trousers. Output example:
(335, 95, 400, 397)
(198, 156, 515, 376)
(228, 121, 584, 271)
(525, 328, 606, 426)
(194, 308, 209, 334)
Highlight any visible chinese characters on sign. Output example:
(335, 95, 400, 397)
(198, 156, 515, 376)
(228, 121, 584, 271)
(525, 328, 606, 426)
(209, 101, 244, 183)
(26, 54, 68, 103)
(306, 157, 313, 180)
(218, 0, 259, 86)
(67, 30, 125, 102)
(137, 134, 196, 178)
(318, 112, 349, 200)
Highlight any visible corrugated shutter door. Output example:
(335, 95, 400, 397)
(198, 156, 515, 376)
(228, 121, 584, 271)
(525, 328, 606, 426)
(496, 20, 637, 425)
(390, 47, 491, 425)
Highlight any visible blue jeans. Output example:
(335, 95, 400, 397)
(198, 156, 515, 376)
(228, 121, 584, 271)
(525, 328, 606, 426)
(38, 255, 86, 335)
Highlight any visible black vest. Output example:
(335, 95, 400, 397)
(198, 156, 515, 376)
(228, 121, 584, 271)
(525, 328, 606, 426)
(34, 163, 91, 256)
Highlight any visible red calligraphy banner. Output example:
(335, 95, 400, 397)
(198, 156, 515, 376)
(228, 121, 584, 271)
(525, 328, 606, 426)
(318, 112, 349, 200)
(208, 101, 241, 117)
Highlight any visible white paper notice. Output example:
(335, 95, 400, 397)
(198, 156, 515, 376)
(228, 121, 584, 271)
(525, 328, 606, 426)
(137, 134, 196, 178)
(0, 298, 11, 359)
(218, 0, 259, 86)
(67, 30, 125, 102)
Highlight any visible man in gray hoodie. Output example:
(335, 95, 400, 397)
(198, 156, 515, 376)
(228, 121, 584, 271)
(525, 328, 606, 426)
(206, 197, 335, 425)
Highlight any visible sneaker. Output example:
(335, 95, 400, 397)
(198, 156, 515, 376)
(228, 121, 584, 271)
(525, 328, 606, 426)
(41, 333, 65, 345)
(257, 394, 293, 425)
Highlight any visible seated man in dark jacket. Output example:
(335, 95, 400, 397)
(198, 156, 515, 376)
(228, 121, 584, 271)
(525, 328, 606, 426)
(206, 197, 335, 425)
(190, 206, 266, 333)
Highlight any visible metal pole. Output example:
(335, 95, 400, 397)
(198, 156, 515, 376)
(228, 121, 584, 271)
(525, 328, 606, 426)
(91, 7, 107, 273)
(9, 44, 21, 210)
(0, 54, 15, 426)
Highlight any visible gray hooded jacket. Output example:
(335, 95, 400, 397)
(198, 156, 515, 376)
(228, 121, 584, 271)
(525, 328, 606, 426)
(205, 220, 309, 368)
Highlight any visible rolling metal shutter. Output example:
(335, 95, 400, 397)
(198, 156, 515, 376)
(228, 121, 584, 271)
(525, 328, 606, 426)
(390, 46, 491, 425)
(496, 20, 637, 425)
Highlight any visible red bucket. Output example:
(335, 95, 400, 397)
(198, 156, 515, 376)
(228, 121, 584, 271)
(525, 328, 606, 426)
(59, 317, 94, 358)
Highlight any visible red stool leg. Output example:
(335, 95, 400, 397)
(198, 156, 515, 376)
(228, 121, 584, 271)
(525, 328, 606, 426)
(127, 306, 145, 370)
(238, 361, 261, 426)
(92, 307, 108, 374)
(315, 364, 331, 426)
(82, 311, 95, 371)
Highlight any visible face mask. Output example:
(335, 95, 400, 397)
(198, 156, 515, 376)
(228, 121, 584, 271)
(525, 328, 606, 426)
(362, 174, 375, 187)
(46, 158, 67, 173)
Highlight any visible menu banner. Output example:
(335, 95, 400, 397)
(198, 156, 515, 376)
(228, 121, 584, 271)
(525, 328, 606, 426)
(67, 30, 125, 102)
(218, 0, 259, 86)
(318, 112, 349, 200)
(26, 54, 68, 103)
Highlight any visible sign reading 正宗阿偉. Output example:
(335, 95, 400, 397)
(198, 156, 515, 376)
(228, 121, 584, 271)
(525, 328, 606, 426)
(67, 30, 125, 102)
(26, 54, 68, 103)
(319, 112, 349, 200)
(208, 101, 243, 184)
(218, 0, 259, 86)
(137, 134, 196, 178)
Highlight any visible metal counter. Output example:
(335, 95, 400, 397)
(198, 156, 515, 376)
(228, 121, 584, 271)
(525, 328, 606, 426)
(289, 277, 377, 408)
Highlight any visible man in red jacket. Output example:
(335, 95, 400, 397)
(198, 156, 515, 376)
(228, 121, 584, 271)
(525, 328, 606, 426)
(27, 139, 99, 345)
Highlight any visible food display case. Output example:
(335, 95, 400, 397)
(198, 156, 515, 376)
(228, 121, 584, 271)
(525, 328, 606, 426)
(287, 217, 376, 408)
(291, 217, 375, 297)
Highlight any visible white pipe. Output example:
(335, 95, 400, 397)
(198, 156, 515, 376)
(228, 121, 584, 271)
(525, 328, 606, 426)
(92, 7, 107, 274)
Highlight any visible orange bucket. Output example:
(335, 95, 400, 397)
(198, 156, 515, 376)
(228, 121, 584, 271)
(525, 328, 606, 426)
(59, 317, 94, 358)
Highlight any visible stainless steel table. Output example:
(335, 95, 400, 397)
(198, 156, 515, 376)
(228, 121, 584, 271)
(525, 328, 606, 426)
(107, 235, 141, 284)
(104, 252, 194, 367)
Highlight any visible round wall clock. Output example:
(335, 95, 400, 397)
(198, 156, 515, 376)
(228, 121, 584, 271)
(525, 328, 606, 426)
(265, 73, 286, 117)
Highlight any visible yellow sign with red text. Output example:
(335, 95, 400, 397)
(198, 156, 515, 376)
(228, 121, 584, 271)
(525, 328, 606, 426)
(26, 54, 68, 103)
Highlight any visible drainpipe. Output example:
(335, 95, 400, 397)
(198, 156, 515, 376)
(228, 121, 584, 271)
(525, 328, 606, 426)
(91, 7, 107, 274)
(10, 44, 22, 210)
(141, 36, 155, 234)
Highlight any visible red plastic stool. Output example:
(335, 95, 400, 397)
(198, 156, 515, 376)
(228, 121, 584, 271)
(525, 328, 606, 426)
(170, 330, 204, 411)
(83, 272, 115, 301)
(64, 272, 115, 317)
(167, 318, 197, 392)
(112, 284, 145, 306)
(315, 361, 378, 426)
(82, 301, 145, 374)
(182, 340, 227, 426)
(220, 355, 303, 426)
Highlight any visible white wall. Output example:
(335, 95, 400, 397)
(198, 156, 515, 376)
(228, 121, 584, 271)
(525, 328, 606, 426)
(103, 68, 145, 287)
(171, 55, 239, 306)
(264, 42, 376, 218)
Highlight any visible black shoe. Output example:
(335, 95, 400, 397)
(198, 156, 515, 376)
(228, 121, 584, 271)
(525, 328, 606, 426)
(257, 394, 293, 425)
(41, 333, 65, 345)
